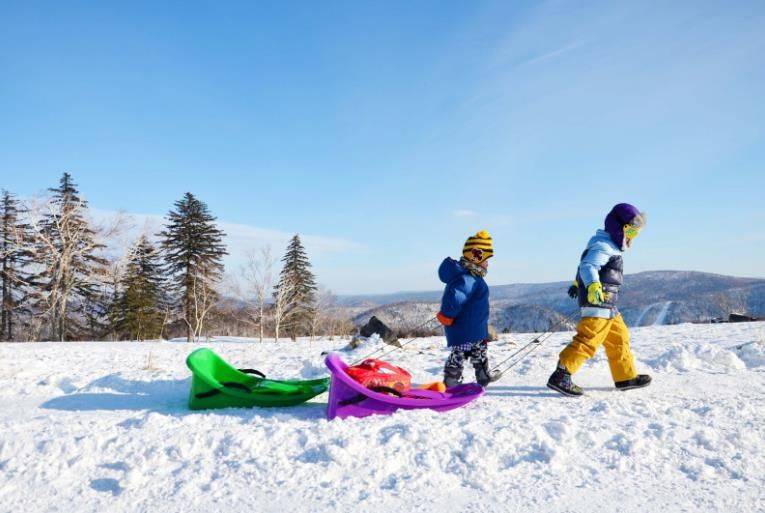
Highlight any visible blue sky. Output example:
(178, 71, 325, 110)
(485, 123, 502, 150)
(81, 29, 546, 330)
(1, 0, 764, 294)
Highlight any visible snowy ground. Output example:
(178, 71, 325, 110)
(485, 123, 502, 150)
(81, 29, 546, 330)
(1, 322, 764, 513)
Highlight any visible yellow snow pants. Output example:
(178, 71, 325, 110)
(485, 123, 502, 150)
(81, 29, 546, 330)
(559, 315, 637, 382)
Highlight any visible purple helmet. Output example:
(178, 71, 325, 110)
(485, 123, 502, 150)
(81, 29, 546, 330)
(605, 203, 646, 250)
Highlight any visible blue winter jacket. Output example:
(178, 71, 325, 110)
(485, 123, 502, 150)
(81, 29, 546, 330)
(438, 258, 490, 347)
(576, 229, 624, 319)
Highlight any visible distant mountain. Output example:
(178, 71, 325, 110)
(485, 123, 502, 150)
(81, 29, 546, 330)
(341, 271, 765, 333)
(351, 302, 438, 333)
(351, 300, 577, 335)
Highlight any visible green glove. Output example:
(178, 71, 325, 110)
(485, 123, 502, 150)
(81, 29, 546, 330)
(587, 282, 605, 305)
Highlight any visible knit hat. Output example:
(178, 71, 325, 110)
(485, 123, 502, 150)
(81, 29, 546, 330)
(605, 203, 646, 250)
(462, 230, 494, 264)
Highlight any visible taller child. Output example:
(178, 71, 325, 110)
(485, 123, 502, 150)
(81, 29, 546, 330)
(547, 203, 652, 396)
(437, 231, 500, 388)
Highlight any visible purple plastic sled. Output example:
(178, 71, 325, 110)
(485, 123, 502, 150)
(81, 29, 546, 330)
(325, 352, 484, 420)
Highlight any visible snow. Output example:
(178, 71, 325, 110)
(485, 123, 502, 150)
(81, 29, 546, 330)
(653, 300, 674, 325)
(634, 300, 674, 326)
(1, 322, 764, 513)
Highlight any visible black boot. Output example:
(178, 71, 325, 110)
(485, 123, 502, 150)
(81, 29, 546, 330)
(546, 362, 583, 397)
(443, 365, 463, 388)
(474, 361, 502, 387)
(615, 374, 652, 391)
(468, 341, 500, 387)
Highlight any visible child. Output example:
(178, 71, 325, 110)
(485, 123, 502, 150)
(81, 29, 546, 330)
(547, 203, 652, 396)
(437, 230, 499, 387)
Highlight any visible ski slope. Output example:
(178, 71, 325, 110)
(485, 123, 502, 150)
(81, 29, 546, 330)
(1, 322, 764, 513)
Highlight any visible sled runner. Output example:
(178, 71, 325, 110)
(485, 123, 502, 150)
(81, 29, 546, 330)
(325, 353, 483, 420)
(186, 348, 329, 410)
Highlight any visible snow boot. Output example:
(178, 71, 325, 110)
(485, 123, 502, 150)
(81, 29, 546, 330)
(615, 374, 652, 391)
(546, 362, 583, 397)
(474, 361, 501, 387)
(443, 365, 464, 388)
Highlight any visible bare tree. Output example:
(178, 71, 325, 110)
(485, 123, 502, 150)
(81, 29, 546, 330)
(241, 246, 275, 342)
(272, 273, 297, 342)
(181, 270, 218, 342)
(26, 188, 124, 341)
(159, 303, 172, 340)
(309, 286, 336, 341)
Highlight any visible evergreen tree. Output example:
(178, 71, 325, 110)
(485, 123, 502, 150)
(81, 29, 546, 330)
(274, 234, 317, 340)
(159, 193, 227, 341)
(32, 173, 107, 341)
(0, 190, 35, 341)
(117, 235, 165, 340)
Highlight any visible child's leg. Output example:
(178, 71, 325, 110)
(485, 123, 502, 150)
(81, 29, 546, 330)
(468, 340, 488, 365)
(602, 315, 637, 382)
(559, 317, 613, 374)
(468, 340, 493, 386)
(444, 344, 470, 386)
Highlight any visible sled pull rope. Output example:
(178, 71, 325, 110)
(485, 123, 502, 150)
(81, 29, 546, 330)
(491, 309, 580, 376)
(352, 316, 438, 365)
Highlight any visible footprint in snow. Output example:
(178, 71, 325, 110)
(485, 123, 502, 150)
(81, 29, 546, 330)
(56, 377, 78, 394)
(543, 420, 569, 442)
(90, 478, 122, 496)
(379, 423, 410, 444)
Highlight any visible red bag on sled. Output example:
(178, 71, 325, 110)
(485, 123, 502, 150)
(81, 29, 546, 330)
(345, 359, 412, 393)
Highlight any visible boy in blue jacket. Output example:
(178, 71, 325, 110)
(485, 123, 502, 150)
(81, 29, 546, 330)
(437, 230, 499, 387)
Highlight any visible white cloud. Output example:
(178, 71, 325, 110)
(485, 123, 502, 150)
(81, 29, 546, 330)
(453, 209, 478, 218)
(88, 208, 363, 267)
(219, 219, 362, 256)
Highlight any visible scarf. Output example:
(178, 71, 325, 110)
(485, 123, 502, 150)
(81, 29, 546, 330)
(460, 257, 487, 278)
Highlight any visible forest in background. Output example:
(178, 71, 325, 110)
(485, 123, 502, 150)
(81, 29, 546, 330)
(0, 173, 354, 342)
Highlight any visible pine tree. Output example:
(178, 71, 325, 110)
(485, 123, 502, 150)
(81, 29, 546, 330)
(0, 190, 35, 341)
(117, 235, 165, 341)
(159, 193, 227, 341)
(274, 234, 317, 340)
(32, 173, 107, 341)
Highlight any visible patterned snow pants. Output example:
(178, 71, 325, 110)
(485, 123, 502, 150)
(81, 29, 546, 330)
(444, 340, 489, 373)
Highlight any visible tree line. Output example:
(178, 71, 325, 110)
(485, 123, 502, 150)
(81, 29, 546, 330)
(0, 173, 353, 342)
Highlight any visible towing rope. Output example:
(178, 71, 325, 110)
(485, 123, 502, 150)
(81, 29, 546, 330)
(491, 309, 580, 376)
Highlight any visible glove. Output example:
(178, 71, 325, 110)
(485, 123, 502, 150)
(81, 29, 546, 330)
(586, 282, 605, 305)
(436, 312, 454, 326)
(567, 281, 578, 299)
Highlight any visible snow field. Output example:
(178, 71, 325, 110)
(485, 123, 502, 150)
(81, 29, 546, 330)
(0, 322, 764, 512)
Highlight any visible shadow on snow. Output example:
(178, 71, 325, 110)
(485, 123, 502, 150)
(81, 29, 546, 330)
(40, 373, 328, 420)
(485, 385, 561, 398)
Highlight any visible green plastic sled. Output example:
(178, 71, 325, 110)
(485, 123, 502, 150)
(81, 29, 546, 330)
(186, 348, 330, 410)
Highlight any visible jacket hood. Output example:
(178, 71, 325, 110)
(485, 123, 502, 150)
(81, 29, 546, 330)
(438, 257, 467, 284)
(605, 203, 643, 250)
(591, 229, 622, 253)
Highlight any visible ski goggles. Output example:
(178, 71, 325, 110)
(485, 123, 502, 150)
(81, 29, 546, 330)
(624, 224, 642, 240)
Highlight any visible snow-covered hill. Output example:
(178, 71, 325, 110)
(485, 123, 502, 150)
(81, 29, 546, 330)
(1, 322, 764, 512)
(342, 271, 765, 330)
(353, 301, 577, 334)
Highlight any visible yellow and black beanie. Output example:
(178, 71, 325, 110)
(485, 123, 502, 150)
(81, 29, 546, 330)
(462, 230, 494, 264)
